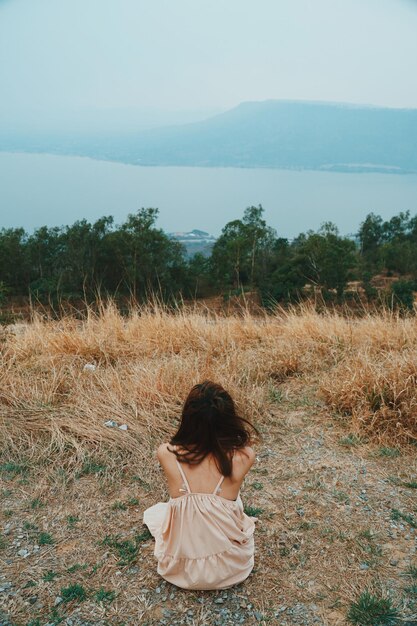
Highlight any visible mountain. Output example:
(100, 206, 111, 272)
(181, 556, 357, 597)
(169, 230, 216, 257)
(2, 100, 417, 173)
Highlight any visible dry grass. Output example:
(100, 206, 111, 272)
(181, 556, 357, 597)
(1, 303, 417, 625)
(1, 303, 416, 465)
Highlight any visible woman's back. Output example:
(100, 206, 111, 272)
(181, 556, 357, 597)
(158, 443, 255, 501)
(143, 443, 257, 590)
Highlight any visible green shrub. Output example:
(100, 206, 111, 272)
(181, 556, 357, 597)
(347, 590, 399, 625)
(378, 447, 400, 458)
(95, 588, 116, 603)
(391, 280, 415, 312)
(101, 529, 151, 566)
(244, 505, 263, 517)
(38, 531, 54, 545)
(0, 462, 28, 475)
(60, 583, 87, 603)
(391, 508, 417, 529)
(76, 459, 106, 477)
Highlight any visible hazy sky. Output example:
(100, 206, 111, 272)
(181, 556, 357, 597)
(1, 0, 417, 129)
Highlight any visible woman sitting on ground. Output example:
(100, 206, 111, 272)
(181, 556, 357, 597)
(143, 380, 259, 590)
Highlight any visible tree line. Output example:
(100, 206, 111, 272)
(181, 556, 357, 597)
(0, 206, 416, 310)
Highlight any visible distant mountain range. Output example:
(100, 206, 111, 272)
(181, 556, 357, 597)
(2, 100, 417, 173)
(169, 229, 216, 257)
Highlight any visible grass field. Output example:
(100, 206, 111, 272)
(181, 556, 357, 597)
(0, 303, 416, 625)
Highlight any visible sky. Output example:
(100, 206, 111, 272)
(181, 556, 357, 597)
(1, 0, 417, 131)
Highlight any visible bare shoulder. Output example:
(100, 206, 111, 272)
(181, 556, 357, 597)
(156, 442, 174, 463)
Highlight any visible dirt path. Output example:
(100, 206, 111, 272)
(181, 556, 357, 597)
(1, 384, 417, 625)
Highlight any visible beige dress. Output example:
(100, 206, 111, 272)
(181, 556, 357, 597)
(143, 460, 256, 590)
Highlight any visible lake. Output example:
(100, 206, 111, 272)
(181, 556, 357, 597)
(1, 151, 417, 238)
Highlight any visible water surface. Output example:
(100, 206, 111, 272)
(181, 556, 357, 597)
(1, 152, 416, 237)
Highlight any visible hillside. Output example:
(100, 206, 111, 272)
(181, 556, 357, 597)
(0, 305, 416, 625)
(2, 100, 417, 173)
(119, 100, 417, 172)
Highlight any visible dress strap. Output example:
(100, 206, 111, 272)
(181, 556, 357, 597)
(176, 461, 191, 494)
(212, 475, 225, 495)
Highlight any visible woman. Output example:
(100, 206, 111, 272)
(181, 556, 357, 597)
(143, 380, 259, 590)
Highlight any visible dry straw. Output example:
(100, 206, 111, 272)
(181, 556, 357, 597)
(1, 302, 416, 472)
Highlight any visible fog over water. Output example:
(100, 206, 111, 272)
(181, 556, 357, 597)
(1, 152, 417, 238)
(2, 1, 417, 241)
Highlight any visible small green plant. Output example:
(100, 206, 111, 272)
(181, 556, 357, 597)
(90, 561, 103, 575)
(67, 563, 88, 574)
(253, 467, 268, 476)
(131, 476, 151, 490)
(251, 481, 263, 491)
(347, 590, 400, 625)
(402, 563, 417, 599)
(111, 501, 127, 511)
(135, 529, 152, 542)
(95, 588, 116, 603)
(0, 462, 28, 475)
(339, 433, 362, 447)
(304, 477, 324, 491)
(332, 489, 350, 504)
(60, 583, 87, 603)
(244, 505, 263, 517)
(358, 529, 375, 541)
(102, 534, 138, 565)
(26, 620, 41, 626)
(38, 531, 54, 545)
(30, 497, 44, 509)
(298, 520, 317, 530)
(404, 583, 417, 598)
(66, 515, 79, 527)
(391, 508, 417, 529)
(0, 535, 6, 550)
(3, 509, 13, 517)
(379, 447, 400, 458)
(127, 497, 140, 506)
(403, 564, 417, 580)
(1, 488, 12, 498)
(43, 570, 59, 582)
(23, 580, 37, 588)
(269, 387, 283, 404)
(356, 532, 382, 562)
(45, 606, 65, 625)
(77, 459, 106, 478)
(387, 475, 402, 486)
(403, 480, 417, 489)
(102, 529, 151, 566)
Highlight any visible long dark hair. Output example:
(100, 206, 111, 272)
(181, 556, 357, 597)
(168, 380, 258, 477)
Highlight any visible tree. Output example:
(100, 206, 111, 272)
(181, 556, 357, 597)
(391, 280, 416, 312)
(210, 205, 276, 291)
(0, 228, 28, 294)
(105, 208, 187, 300)
(261, 238, 305, 305)
(210, 219, 248, 290)
(358, 213, 384, 274)
(186, 253, 212, 298)
(26, 225, 63, 298)
(60, 216, 114, 297)
(294, 223, 357, 299)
